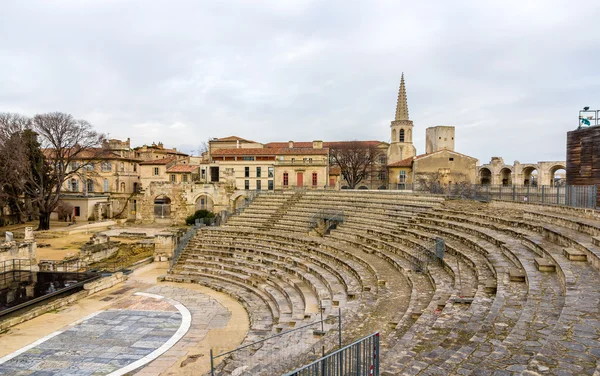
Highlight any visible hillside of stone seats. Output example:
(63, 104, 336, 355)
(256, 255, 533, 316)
(168, 190, 600, 375)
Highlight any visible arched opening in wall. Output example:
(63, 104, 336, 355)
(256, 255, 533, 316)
(233, 195, 247, 211)
(378, 185, 387, 190)
(500, 168, 512, 186)
(479, 168, 492, 185)
(120, 182, 126, 192)
(358, 186, 368, 190)
(154, 196, 171, 218)
(523, 167, 538, 186)
(392, 129, 396, 142)
(399, 129, 405, 142)
(341, 186, 349, 190)
(550, 165, 566, 187)
(195, 195, 214, 211)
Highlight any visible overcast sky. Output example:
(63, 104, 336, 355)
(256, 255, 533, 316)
(1, 0, 599, 164)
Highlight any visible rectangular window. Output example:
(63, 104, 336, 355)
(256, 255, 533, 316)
(312, 172, 318, 186)
(379, 155, 386, 164)
(201, 169, 206, 179)
(256, 167, 261, 177)
(244, 180, 250, 190)
(245, 167, 250, 178)
(283, 173, 289, 187)
(268, 180, 273, 190)
(449, 157, 454, 161)
(170, 174, 176, 182)
(309, 158, 312, 163)
(378, 171, 386, 181)
(183, 174, 188, 182)
(103, 179, 109, 192)
(242, 156, 255, 161)
(133, 163, 137, 172)
(256, 180, 261, 190)
(268, 167, 274, 178)
(154, 167, 159, 176)
(133, 200, 137, 212)
(399, 171, 406, 182)
(74, 206, 81, 217)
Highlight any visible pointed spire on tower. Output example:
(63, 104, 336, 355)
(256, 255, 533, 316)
(395, 73, 409, 121)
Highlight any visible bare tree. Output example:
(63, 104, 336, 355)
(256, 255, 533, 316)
(329, 141, 382, 189)
(32, 112, 104, 230)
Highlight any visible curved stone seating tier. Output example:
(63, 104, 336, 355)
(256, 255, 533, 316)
(408, 211, 569, 373)
(183, 242, 347, 308)
(165, 273, 274, 335)
(193, 229, 373, 295)
(422, 204, 600, 374)
(181, 253, 303, 319)
(169, 192, 600, 374)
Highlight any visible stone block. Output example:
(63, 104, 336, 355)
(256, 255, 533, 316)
(563, 247, 587, 262)
(534, 257, 556, 272)
(593, 236, 600, 247)
(484, 280, 497, 294)
(509, 268, 526, 282)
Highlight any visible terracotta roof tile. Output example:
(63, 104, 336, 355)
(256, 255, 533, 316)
(387, 157, 414, 167)
(167, 164, 198, 173)
(214, 136, 257, 143)
(211, 147, 328, 156)
(139, 156, 178, 165)
(264, 141, 384, 149)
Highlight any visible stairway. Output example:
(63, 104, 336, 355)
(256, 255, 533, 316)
(262, 190, 306, 231)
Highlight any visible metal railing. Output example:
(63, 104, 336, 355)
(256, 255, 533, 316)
(210, 308, 342, 376)
(283, 332, 380, 376)
(390, 183, 598, 209)
(170, 224, 201, 269)
(39, 259, 88, 273)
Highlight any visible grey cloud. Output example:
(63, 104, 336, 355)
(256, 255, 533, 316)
(1, 0, 599, 163)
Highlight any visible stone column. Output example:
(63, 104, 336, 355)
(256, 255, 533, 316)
(154, 233, 175, 262)
(24, 227, 34, 241)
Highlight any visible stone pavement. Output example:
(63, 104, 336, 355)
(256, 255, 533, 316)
(0, 267, 245, 376)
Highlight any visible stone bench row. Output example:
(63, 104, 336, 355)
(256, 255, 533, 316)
(185, 240, 351, 304)
(192, 228, 379, 293)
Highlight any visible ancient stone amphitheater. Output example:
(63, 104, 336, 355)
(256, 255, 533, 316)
(167, 190, 600, 375)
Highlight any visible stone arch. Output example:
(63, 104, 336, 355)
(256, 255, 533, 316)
(154, 195, 171, 218)
(522, 166, 538, 186)
(499, 167, 512, 186)
(194, 194, 214, 212)
(358, 185, 369, 190)
(392, 129, 396, 142)
(230, 191, 248, 211)
(479, 167, 492, 185)
(399, 129, 405, 142)
(549, 164, 566, 187)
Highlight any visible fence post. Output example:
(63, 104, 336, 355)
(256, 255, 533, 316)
(210, 348, 215, 376)
(356, 340, 361, 373)
(338, 308, 343, 375)
(512, 185, 516, 201)
(557, 186, 560, 205)
(542, 185, 545, 204)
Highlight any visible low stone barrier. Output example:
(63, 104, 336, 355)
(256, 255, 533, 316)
(0, 272, 126, 331)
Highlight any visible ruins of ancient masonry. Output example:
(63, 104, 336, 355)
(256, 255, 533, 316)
(165, 189, 600, 375)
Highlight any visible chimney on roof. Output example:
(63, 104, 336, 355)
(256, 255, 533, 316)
(312, 140, 323, 149)
(289, 140, 294, 149)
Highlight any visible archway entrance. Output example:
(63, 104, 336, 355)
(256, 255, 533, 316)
(233, 195, 247, 211)
(154, 196, 171, 218)
(479, 168, 492, 185)
(195, 195, 214, 211)
(523, 167, 538, 186)
(500, 168, 512, 186)
(550, 166, 566, 187)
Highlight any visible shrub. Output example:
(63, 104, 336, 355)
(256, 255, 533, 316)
(185, 209, 216, 225)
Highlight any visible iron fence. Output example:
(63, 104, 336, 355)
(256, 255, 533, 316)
(412, 238, 445, 273)
(210, 308, 342, 376)
(390, 183, 597, 209)
(283, 332, 380, 376)
(170, 223, 200, 269)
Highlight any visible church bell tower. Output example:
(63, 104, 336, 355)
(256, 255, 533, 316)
(387, 73, 416, 164)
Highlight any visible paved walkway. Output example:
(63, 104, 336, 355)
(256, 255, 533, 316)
(0, 263, 250, 376)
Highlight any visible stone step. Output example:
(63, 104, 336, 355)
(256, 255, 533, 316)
(484, 279, 497, 294)
(534, 257, 556, 272)
(509, 268, 526, 282)
(592, 236, 600, 247)
(562, 247, 588, 262)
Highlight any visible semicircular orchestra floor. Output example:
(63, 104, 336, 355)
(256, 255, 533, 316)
(0, 293, 189, 376)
